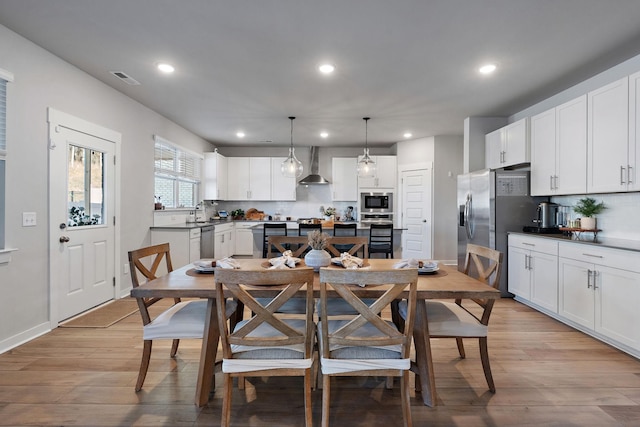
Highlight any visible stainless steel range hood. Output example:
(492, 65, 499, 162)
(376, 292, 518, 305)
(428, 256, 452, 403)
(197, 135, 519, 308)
(298, 146, 330, 185)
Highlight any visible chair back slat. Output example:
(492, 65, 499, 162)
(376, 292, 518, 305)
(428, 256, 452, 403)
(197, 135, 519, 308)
(461, 243, 504, 323)
(325, 236, 369, 258)
(267, 236, 310, 258)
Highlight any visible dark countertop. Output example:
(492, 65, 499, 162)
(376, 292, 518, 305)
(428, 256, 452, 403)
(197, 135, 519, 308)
(250, 223, 404, 231)
(509, 231, 640, 253)
(150, 219, 299, 230)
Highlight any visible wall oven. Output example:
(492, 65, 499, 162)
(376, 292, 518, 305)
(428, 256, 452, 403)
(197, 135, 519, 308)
(360, 192, 393, 224)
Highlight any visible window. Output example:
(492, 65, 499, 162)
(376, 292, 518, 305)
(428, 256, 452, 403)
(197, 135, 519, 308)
(154, 135, 202, 208)
(0, 68, 14, 251)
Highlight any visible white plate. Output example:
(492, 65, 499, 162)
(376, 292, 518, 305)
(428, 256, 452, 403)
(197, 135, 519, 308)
(194, 265, 215, 273)
(418, 267, 439, 275)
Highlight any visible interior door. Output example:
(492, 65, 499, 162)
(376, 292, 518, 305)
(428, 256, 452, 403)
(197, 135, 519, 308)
(49, 121, 116, 322)
(401, 169, 432, 259)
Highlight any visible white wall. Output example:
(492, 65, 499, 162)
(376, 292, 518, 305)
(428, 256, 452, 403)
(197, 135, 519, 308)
(0, 24, 214, 352)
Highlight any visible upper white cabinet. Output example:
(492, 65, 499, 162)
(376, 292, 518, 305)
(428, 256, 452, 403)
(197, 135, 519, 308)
(357, 155, 397, 189)
(203, 151, 227, 200)
(530, 95, 587, 195)
(485, 118, 530, 169)
(331, 157, 358, 201)
(628, 71, 640, 192)
(270, 157, 297, 201)
(227, 157, 271, 201)
(587, 77, 630, 193)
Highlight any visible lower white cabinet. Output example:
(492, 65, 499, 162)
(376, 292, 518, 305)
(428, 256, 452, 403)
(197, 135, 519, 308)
(151, 228, 201, 269)
(511, 234, 640, 358)
(508, 234, 558, 312)
(214, 223, 234, 259)
(559, 242, 640, 350)
(234, 222, 256, 256)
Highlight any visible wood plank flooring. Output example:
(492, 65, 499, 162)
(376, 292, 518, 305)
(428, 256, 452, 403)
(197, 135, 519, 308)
(2, 298, 640, 426)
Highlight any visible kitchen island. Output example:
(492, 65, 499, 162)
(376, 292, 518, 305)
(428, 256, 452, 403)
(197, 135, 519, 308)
(250, 222, 404, 258)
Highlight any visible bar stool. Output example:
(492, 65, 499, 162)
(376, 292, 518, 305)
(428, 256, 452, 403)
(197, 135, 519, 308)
(297, 223, 322, 256)
(263, 223, 288, 258)
(368, 223, 394, 258)
(332, 223, 358, 255)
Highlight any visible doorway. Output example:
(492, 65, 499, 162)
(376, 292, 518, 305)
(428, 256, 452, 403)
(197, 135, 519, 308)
(401, 168, 432, 259)
(48, 109, 121, 324)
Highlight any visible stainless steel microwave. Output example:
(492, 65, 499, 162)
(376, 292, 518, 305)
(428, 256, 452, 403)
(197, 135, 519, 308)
(360, 192, 393, 213)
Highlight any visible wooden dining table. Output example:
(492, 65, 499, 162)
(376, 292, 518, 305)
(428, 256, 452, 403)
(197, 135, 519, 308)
(130, 258, 500, 407)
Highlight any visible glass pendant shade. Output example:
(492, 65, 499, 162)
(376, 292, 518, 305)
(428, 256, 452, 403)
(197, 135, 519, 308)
(281, 116, 304, 178)
(281, 146, 304, 178)
(357, 117, 376, 178)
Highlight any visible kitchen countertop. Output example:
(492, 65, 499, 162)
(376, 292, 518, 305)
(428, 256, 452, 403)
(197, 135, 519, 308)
(150, 219, 299, 230)
(509, 231, 640, 252)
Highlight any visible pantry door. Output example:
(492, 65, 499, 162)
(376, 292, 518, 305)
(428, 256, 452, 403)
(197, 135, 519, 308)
(48, 109, 121, 323)
(401, 168, 432, 259)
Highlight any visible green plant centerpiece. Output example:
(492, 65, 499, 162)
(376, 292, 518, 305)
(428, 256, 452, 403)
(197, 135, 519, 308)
(230, 208, 245, 220)
(320, 205, 336, 219)
(68, 206, 101, 226)
(304, 229, 331, 271)
(573, 197, 605, 230)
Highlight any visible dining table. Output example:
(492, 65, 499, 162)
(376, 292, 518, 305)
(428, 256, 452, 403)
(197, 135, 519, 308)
(130, 258, 500, 407)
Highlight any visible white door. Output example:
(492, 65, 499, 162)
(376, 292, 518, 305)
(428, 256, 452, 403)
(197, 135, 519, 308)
(401, 169, 432, 259)
(49, 112, 118, 323)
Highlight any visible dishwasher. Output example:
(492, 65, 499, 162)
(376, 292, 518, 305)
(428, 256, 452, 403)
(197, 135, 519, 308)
(200, 225, 216, 258)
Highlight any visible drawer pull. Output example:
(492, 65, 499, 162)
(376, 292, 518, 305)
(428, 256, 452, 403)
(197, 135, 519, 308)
(582, 253, 604, 258)
(522, 243, 535, 247)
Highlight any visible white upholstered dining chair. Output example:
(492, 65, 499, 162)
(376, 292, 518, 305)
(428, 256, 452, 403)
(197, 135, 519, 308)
(214, 267, 316, 427)
(318, 267, 418, 427)
(128, 243, 237, 392)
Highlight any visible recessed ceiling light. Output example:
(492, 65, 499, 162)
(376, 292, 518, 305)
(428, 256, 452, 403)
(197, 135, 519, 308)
(318, 63, 335, 74)
(403, 132, 413, 138)
(320, 132, 329, 138)
(236, 131, 245, 138)
(478, 63, 497, 75)
(157, 63, 175, 73)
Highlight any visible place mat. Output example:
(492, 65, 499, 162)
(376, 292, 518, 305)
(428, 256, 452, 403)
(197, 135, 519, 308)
(186, 268, 214, 277)
(60, 298, 139, 328)
(419, 268, 448, 277)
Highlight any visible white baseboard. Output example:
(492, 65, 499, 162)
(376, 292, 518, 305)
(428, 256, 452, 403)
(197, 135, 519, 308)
(0, 322, 51, 354)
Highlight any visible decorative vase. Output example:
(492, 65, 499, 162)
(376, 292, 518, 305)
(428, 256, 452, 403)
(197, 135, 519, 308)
(580, 217, 597, 230)
(304, 249, 331, 271)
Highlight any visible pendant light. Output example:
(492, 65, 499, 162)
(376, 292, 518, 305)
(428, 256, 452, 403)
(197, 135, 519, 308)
(281, 116, 303, 178)
(357, 117, 376, 178)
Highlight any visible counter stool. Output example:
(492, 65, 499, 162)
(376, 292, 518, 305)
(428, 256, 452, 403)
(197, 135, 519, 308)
(333, 223, 358, 255)
(263, 223, 288, 258)
(368, 223, 394, 258)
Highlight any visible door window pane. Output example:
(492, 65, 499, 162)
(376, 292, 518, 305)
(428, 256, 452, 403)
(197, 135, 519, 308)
(68, 144, 105, 226)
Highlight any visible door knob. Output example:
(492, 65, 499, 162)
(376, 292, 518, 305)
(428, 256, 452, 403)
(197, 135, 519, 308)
(59, 236, 70, 243)
(422, 219, 427, 223)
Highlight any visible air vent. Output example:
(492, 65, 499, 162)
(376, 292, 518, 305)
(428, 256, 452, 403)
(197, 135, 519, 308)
(109, 71, 141, 85)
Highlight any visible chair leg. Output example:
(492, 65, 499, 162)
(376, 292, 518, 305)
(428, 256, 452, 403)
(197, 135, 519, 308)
(386, 376, 394, 389)
(401, 371, 413, 427)
(321, 374, 331, 427)
(479, 337, 495, 393)
(221, 373, 233, 427)
(135, 340, 152, 392)
(170, 339, 180, 357)
(304, 369, 313, 427)
(456, 337, 466, 359)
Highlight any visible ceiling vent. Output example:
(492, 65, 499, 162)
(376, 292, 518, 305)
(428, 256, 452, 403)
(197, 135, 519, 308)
(110, 71, 141, 85)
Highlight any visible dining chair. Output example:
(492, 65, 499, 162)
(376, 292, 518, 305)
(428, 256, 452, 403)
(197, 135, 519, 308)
(263, 223, 288, 258)
(318, 267, 418, 427)
(298, 222, 322, 236)
(332, 223, 358, 255)
(368, 223, 394, 258)
(267, 235, 310, 259)
(397, 243, 503, 393)
(325, 236, 369, 259)
(128, 243, 237, 392)
(215, 267, 316, 427)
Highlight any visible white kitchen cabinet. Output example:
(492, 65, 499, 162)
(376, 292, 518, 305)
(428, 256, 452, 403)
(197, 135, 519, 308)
(270, 157, 296, 201)
(530, 95, 587, 195)
(559, 242, 640, 351)
(151, 228, 201, 269)
(587, 77, 630, 193)
(226, 157, 271, 200)
(234, 222, 256, 256)
(485, 118, 529, 169)
(203, 151, 227, 200)
(357, 155, 397, 189)
(214, 223, 234, 259)
(331, 157, 358, 201)
(627, 70, 640, 191)
(508, 234, 559, 312)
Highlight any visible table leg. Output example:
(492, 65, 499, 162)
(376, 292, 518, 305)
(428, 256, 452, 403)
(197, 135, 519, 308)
(413, 299, 437, 406)
(195, 298, 220, 406)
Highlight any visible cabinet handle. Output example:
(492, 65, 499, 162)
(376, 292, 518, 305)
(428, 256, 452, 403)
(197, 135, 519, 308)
(592, 270, 599, 290)
(524, 254, 528, 270)
(628, 165, 633, 184)
(522, 242, 535, 247)
(550, 175, 554, 191)
(620, 166, 626, 185)
(587, 269, 592, 288)
(554, 175, 559, 190)
(528, 255, 533, 270)
(582, 253, 604, 258)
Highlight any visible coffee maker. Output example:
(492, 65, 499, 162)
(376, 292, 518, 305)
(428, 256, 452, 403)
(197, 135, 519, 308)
(533, 201, 561, 231)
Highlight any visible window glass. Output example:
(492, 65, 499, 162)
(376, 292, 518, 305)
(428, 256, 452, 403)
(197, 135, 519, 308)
(67, 144, 105, 227)
(153, 136, 201, 208)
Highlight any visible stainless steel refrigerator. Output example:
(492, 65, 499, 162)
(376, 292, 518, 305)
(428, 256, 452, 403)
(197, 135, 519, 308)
(457, 169, 545, 296)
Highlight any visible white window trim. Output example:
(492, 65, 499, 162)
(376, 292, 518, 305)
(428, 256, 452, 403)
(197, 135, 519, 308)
(0, 67, 14, 256)
(154, 135, 203, 209)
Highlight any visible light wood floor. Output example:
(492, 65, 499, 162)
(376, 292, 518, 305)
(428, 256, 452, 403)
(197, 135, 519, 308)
(2, 298, 640, 426)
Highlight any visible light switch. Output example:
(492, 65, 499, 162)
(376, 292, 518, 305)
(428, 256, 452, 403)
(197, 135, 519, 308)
(22, 212, 37, 227)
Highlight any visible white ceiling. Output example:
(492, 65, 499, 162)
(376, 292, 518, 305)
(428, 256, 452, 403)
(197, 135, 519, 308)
(2, 0, 640, 147)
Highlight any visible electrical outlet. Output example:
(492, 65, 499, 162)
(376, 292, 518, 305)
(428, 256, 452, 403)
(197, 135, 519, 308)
(123, 263, 129, 275)
(22, 212, 37, 227)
